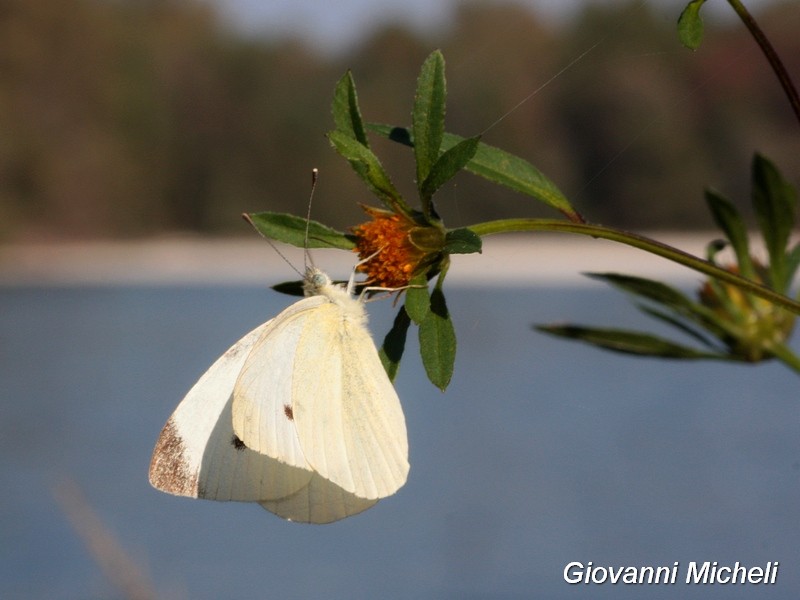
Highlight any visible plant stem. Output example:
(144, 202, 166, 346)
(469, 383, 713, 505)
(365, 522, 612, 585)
(727, 0, 800, 126)
(468, 218, 800, 316)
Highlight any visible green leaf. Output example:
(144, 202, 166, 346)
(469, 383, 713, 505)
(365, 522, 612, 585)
(379, 306, 412, 382)
(704, 189, 755, 279)
(273, 278, 357, 297)
(413, 50, 447, 193)
(637, 305, 722, 350)
(751, 154, 797, 292)
(444, 228, 482, 255)
(404, 272, 430, 324)
(536, 324, 728, 360)
(587, 271, 733, 334)
(245, 212, 355, 249)
(327, 130, 407, 212)
(586, 272, 695, 310)
(331, 70, 368, 146)
(589, 272, 739, 345)
(420, 136, 481, 200)
(271, 279, 305, 297)
(382, 125, 413, 146)
(677, 0, 706, 50)
(786, 242, 800, 288)
(328, 71, 373, 195)
(367, 124, 578, 220)
(419, 288, 456, 390)
(458, 133, 578, 219)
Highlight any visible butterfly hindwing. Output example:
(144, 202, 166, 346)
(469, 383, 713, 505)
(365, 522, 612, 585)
(259, 472, 379, 524)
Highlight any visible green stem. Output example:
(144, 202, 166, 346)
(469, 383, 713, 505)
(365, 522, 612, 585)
(726, 0, 800, 126)
(468, 218, 800, 316)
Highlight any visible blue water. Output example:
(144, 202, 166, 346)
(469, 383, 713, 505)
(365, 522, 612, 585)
(1, 284, 798, 599)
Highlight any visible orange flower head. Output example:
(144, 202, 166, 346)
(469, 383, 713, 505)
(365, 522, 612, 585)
(351, 206, 442, 288)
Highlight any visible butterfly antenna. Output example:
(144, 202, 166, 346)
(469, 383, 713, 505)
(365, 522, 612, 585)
(303, 168, 319, 271)
(241, 169, 320, 279)
(241, 213, 303, 278)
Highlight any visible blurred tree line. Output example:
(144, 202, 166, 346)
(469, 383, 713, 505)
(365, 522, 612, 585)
(0, 0, 797, 240)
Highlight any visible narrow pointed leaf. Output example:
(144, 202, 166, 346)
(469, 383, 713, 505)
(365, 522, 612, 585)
(404, 272, 431, 324)
(455, 133, 577, 219)
(379, 306, 412, 381)
(367, 123, 579, 220)
(445, 228, 482, 255)
(786, 242, 800, 286)
(419, 288, 456, 390)
(420, 136, 481, 199)
(273, 277, 358, 297)
(536, 324, 729, 360)
(271, 280, 305, 296)
(637, 305, 723, 350)
(586, 272, 695, 310)
(327, 130, 407, 212)
(704, 189, 755, 278)
(245, 212, 355, 249)
(331, 71, 368, 146)
(752, 154, 797, 292)
(413, 50, 446, 189)
(677, 0, 707, 50)
(587, 272, 729, 335)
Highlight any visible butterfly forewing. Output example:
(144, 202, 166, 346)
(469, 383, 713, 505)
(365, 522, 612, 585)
(149, 323, 314, 502)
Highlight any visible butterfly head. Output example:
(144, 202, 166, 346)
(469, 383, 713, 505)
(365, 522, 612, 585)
(303, 267, 333, 297)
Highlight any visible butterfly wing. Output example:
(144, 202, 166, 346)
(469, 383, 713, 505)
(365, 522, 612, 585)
(290, 302, 410, 500)
(233, 297, 409, 501)
(231, 296, 327, 467)
(149, 323, 313, 502)
(259, 472, 378, 524)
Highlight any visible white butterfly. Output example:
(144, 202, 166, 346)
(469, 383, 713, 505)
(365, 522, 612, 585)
(149, 265, 409, 524)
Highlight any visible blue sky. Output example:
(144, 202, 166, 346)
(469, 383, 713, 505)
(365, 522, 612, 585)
(210, 0, 779, 53)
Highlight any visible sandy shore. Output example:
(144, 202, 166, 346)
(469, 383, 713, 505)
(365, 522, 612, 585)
(0, 232, 739, 286)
